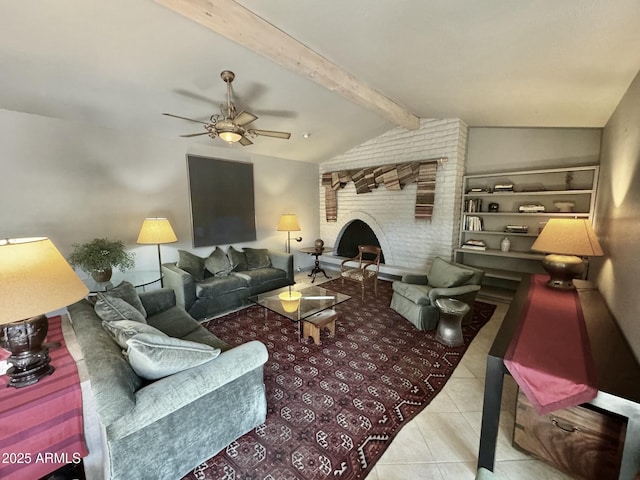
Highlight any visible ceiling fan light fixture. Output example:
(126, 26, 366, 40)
(219, 130, 243, 143)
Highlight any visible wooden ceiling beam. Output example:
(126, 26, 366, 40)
(154, 0, 420, 130)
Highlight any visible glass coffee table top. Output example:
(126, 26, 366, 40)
(248, 284, 351, 322)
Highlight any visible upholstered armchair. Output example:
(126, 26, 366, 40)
(390, 257, 485, 331)
(340, 245, 382, 300)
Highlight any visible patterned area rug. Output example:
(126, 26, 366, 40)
(184, 279, 495, 480)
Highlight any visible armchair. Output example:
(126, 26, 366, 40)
(340, 245, 382, 300)
(390, 257, 484, 331)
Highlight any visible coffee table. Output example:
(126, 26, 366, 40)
(248, 285, 350, 341)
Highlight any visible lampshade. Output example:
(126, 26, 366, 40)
(137, 218, 178, 245)
(531, 219, 603, 257)
(0, 237, 89, 324)
(277, 214, 301, 232)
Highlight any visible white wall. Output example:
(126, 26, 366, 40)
(0, 109, 320, 276)
(592, 70, 640, 360)
(319, 119, 468, 270)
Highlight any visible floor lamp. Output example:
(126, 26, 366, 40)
(137, 218, 177, 287)
(0, 237, 89, 388)
(277, 214, 302, 253)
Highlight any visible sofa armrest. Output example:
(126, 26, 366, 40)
(401, 274, 429, 285)
(162, 263, 197, 312)
(139, 288, 176, 317)
(268, 250, 294, 284)
(428, 284, 481, 303)
(106, 340, 269, 439)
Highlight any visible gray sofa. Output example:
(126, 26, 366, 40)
(67, 287, 268, 480)
(163, 247, 294, 320)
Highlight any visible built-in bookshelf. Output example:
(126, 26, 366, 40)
(454, 165, 599, 301)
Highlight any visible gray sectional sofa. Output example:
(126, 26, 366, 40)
(163, 246, 294, 320)
(67, 284, 268, 480)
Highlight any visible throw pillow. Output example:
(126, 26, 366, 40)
(125, 333, 221, 380)
(102, 319, 166, 349)
(227, 246, 248, 271)
(205, 247, 232, 277)
(428, 257, 475, 288)
(178, 250, 206, 281)
(104, 281, 147, 317)
(244, 248, 271, 270)
(95, 295, 147, 324)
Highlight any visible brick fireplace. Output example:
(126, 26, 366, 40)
(319, 119, 468, 275)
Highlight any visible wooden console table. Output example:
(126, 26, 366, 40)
(478, 276, 640, 479)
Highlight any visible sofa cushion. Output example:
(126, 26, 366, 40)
(95, 295, 147, 324)
(244, 248, 272, 270)
(205, 247, 232, 277)
(178, 250, 206, 282)
(103, 281, 147, 317)
(391, 282, 433, 306)
(125, 333, 221, 380)
(227, 246, 248, 272)
(428, 257, 475, 288)
(234, 267, 287, 286)
(196, 275, 248, 299)
(102, 319, 166, 349)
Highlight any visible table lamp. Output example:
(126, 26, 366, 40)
(530, 218, 603, 289)
(0, 237, 89, 388)
(137, 217, 178, 286)
(277, 214, 302, 253)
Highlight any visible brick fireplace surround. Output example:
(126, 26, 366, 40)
(319, 118, 468, 277)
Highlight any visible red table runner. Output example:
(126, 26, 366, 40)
(0, 315, 88, 480)
(504, 275, 597, 414)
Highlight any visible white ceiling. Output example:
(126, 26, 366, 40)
(2, 0, 639, 163)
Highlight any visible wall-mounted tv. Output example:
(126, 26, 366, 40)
(186, 155, 256, 247)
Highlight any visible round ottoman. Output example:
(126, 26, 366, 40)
(434, 298, 470, 347)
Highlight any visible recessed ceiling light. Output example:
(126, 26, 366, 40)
(302, 132, 311, 139)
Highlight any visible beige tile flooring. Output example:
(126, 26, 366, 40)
(296, 271, 573, 480)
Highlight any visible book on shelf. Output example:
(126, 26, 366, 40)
(464, 198, 483, 212)
(464, 215, 483, 231)
(461, 239, 487, 251)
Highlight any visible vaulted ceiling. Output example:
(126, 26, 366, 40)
(2, 0, 639, 163)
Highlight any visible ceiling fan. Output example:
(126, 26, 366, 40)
(163, 70, 291, 146)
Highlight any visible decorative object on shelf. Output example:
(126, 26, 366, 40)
(321, 158, 444, 221)
(565, 172, 574, 190)
(531, 219, 603, 289)
(69, 237, 135, 282)
(314, 238, 325, 251)
(462, 239, 487, 251)
(554, 201, 575, 212)
(137, 217, 178, 287)
(277, 214, 302, 253)
(0, 237, 89, 387)
(493, 183, 514, 192)
(501, 237, 511, 252)
(489, 202, 499, 212)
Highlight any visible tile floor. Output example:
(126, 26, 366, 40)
(296, 271, 573, 480)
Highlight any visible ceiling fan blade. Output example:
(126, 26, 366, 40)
(239, 135, 253, 146)
(234, 110, 258, 126)
(180, 132, 210, 138)
(249, 129, 291, 140)
(162, 113, 209, 125)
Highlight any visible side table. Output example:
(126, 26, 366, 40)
(82, 270, 162, 294)
(435, 298, 469, 347)
(300, 247, 333, 283)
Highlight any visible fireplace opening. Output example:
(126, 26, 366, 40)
(336, 220, 385, 263)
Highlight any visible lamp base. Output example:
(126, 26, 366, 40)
(541, 254, 585, 289)
(1, 314, 55, 388)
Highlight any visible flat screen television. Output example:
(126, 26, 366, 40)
(186, 155, 256, 247)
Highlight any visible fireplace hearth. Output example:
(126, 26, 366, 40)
(335, 219, 385, 263)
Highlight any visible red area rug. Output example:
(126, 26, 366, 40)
(184, 279, 495, 480)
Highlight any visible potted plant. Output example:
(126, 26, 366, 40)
(69, 238, 135, 282)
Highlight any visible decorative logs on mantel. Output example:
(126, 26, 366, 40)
(321, 158, 445, 222)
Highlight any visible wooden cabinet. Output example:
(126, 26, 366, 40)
(454, 165, 599, 300)
(514, 390, 626, 480)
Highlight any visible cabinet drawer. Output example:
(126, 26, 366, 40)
(513, 390, 626, 480)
